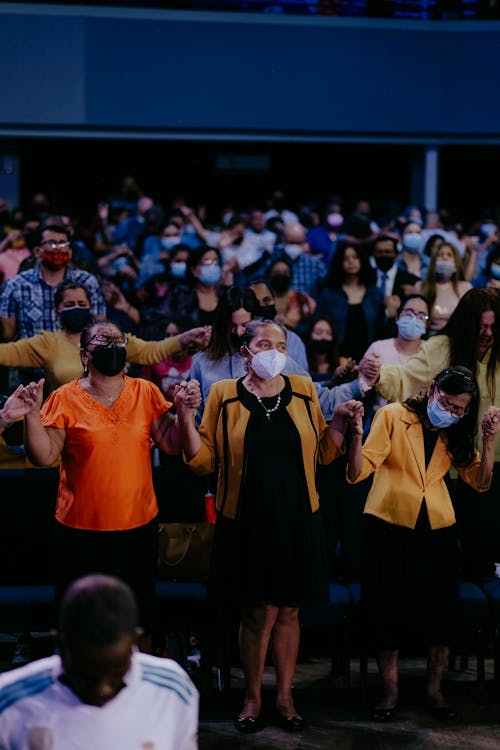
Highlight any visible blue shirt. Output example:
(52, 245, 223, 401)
(0, 265, 106, 338)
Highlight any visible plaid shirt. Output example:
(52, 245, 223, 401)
(0, 265, 106, 339)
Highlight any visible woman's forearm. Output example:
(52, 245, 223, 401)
(24, 412, 60, 466)
(347, 434, 363, 482)
(477, 439, 495, 489)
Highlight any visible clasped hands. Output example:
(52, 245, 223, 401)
(332, 399, 364, 436)
(174, 380, 201, 415)
(358, 353, 381, 387)
(482, 406, 500, 442)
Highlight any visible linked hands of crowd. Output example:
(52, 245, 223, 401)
(2, 379, 45, 419)
(333, 399, 364, 436)
(179, 326, 212, 351)
(358, 353, 381, 386)
(482, 406, 500, 442)
(173, 379, 202, 417)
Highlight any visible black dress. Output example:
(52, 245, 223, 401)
(361, 422, 460, 651)
(209, 376, 329, 610)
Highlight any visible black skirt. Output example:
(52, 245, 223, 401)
(208, 377, 329, 610)
(361, 504, 459, 651)
(53, 517, 159, 633)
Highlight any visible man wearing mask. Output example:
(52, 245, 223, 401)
(372, 234, 419, 307)
(274, 222, 326, 299)
(0, 225, 106, 342)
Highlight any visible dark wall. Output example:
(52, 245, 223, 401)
(1, 4, 500, 139)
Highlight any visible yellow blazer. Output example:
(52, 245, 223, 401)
(348, 402, 489, 530)
(185, 375, 342, 520)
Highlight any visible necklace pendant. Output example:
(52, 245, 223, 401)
(266, 412, 271, 421)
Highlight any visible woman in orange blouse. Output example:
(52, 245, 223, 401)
(10, 321, 200, 649)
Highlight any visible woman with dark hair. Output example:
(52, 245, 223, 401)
(166, 245, 228, 328)
(303, 314, 356, 386)
(359, 289, 500, 586)
(188, 286, 261, 418)
(8, 320, 201, 650)
(347, 366, 500, 721)
(316, 239, 386, 362)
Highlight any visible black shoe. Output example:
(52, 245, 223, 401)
(276, 713, 306, 732)
(370, 705, 398, 722)
(234, 716, 262, 733)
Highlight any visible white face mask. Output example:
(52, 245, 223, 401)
(247, 348, 287, 380)
(283, 243, 304, 261)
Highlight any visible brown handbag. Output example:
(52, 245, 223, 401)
(158, 522, 215, 583)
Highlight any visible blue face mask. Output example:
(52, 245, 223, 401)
(490, 263, 500, 280)
(435, 258, 456, 279)
(481, 223, 497, 237)
(397, 315, 426, 341)
(198, 264, 221, 286)
(426, 397, 460, 428)
(170, 261, 187, 279)
(161, 236, 181, 250)
(402, 233, 422, 253)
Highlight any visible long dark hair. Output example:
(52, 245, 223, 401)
(405, 365, 479, 466)
(323, 239, 376, 289)
(304, 315, 341, 375)
(441, 288, 500, 400)
(206, 285, 260, 361)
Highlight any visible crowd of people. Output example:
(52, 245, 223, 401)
(1, 182, 500, 743)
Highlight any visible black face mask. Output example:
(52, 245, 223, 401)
(269, 274, 291, 294)
(60, 307, 93, 333)
(259, 304, 276, 320)
(375, 256, 394, 273)
(90, 345, 127, 376)
(310, 339, 333, 355)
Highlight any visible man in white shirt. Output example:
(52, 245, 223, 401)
(0, 574, 199, 750)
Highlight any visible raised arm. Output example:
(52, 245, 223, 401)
(476, 406, 500, 489)
(14, 379, 66, 466)
(151, 380, 201, 456)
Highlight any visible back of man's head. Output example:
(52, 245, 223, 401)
(59, 574, 138, 646)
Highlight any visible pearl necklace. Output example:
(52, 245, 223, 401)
(246, 383, 282, 421)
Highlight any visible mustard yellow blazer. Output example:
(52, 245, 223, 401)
(348, 402, 489, 530)
(185, 375, 342, 520)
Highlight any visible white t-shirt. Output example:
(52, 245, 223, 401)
(0, 652, 199, 750)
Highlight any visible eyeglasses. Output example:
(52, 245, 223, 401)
(399, 309, 429, 322)
(88, 335, 128, 348)
(435, 387, 468, 418)
(41, 241, 71, 250)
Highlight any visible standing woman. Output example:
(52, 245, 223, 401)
(316, 239, 386, 363)
(11, 321, 199, 649)
(178, 318, 361, 733)
(347, 366, 500, 721)
(169, 245, 227, 328)
(417, 241, 472, 335)
(359, 288, 500, 579)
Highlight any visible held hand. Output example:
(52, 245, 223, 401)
(482, 406, 500, 442)
(173, 380, 201, 417)
(332, 399, 364, 434)
(358, 354, 381, 386)
(4, 379, 45, 420)
(179, 326, 212, 351)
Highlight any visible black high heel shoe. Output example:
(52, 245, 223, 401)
(370, 704, 398, 722)
(234, 715, 263, 733)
